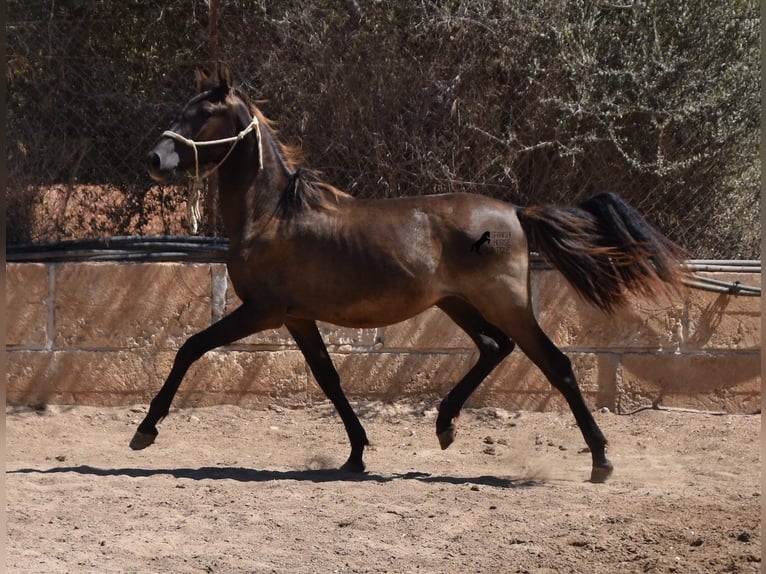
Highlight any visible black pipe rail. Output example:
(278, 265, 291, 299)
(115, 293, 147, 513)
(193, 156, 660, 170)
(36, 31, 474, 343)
(7, 236, 761, 296)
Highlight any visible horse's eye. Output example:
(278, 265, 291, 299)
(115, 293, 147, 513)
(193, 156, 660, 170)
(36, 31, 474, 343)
(199, 106, 214, 119)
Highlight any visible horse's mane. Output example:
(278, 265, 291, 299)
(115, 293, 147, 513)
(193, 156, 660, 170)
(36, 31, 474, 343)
(195, 68, 348, 216)
(234, 88, 350, 217)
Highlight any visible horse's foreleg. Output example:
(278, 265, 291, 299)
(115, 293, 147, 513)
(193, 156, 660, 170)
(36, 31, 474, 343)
(130, 302, 279, 450)
(435, 298, 514, 450)
(286, 319, 369, 473)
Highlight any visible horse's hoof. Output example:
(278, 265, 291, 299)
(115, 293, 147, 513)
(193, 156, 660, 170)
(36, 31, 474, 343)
(437, 424, 456, 450)
(129, 429, 158, 450)
(339, 458, 366, 473)
(589, 462, 614, 483)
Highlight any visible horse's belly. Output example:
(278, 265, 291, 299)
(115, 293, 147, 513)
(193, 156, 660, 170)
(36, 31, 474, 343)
(309, 305, 430, 329)
(288, 280, 440, 329)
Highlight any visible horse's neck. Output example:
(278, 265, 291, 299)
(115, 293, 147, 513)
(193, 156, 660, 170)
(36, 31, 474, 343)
(218, 125, 291, 243)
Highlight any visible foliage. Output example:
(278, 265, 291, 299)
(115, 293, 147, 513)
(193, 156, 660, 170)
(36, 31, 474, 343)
(6, 0, 760, 257)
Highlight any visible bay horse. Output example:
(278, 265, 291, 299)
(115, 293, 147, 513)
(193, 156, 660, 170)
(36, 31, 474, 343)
(133, 67, 686, 483)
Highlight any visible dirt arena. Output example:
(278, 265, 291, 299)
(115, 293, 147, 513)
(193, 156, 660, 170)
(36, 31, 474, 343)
(6, 401, 761, 573)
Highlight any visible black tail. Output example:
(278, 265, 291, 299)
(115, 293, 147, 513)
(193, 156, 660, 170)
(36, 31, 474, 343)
(517, 192, 687, 313)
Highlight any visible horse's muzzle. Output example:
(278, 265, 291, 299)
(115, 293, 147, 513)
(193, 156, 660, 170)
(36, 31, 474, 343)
(146, 151, 178, 183)
(146, 138, 181, 183)
(146, 151, 164, 180)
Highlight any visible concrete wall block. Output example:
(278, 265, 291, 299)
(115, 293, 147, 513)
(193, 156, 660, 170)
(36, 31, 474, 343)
(7, 349, 164, 405)
(481, 352, 616, 409)
(7, 348, 309, 407)
(180, 350, 308, 399)
(317, 323, 378, 349)
(6, 263, 49, 348)
(317, 352, 474, 399)
(477, 391, 579, 413)
(380, 308, 473, 350)
(618, 352, 762, 413)
(7, 350, 54, 404)
(228, 327, 297, 348)
(532, 270, 684, 350)
(682, 273, 761, 351)
(54, 263, 213, 349)
(5, 263, 761, 414)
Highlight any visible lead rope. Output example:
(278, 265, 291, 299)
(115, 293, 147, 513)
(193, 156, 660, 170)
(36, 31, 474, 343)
(161, 115, 262, 234)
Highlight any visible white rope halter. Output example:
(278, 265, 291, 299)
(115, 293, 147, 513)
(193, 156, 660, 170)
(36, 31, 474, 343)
(161, 114, 262, 233)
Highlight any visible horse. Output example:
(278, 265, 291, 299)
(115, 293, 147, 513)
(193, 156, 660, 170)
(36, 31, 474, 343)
(133, 67, 686, 483)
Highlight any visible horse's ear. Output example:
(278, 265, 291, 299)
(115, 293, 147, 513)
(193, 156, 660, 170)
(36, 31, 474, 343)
(195, 64, 233, 94)
(217, 63, 234, 92)
(194, 68, 211, 91)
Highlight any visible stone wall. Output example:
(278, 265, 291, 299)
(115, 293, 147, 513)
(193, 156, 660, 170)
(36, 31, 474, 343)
(6, 262, 761, 413)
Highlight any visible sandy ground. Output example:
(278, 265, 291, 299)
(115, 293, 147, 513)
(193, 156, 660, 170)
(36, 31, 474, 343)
(6, 401, 761, 573)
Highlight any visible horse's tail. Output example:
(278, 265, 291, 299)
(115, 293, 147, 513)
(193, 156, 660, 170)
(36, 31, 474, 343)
(516, 192, 687, 314)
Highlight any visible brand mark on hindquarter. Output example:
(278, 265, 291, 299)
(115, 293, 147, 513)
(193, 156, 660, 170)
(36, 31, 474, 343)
(470, 230, 513, 254)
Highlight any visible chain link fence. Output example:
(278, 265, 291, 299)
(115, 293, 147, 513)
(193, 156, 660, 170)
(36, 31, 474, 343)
(7, 0, 760, 258)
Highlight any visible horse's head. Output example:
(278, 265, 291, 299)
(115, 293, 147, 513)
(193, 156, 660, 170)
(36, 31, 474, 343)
(146, 66, 256, 183)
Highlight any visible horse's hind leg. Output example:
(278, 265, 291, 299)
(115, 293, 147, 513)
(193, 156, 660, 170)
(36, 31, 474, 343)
(130, 302, 280, 450)
(490, 309, 613, 482)
(435, 297, 514, 450)
(286, 318, 369, 473)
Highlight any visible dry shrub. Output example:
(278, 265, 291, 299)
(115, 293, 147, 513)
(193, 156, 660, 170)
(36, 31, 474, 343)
(6, 1, 760, 257)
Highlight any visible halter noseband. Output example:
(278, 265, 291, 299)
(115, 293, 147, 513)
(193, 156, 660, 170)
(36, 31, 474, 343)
(161, 113, 263, 233)
(161, 114, 263, 180)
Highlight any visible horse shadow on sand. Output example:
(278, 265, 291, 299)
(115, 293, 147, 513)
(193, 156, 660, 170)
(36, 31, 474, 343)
(7, 465, 540, 489)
